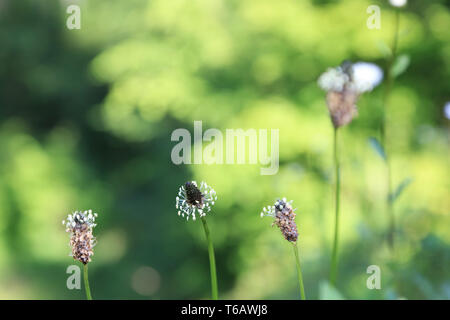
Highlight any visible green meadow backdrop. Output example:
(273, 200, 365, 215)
(0, 0, 448, 299)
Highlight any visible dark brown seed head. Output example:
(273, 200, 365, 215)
(185, 181, 204, 207)
(70, 224, 95, 264)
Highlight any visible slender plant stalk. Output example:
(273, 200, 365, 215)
(330, 127, 341, 286)
(201, 217, 218, 300)
(382, 9, 400, 249)
(293, 242, 306, 300)
(83, 264, 92, 300)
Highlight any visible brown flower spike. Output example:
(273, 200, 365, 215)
(63, 210, 98, 264)
(318, 61, 383, 128)
(261, 198, 298, 243)
(326, 90, 359, 128)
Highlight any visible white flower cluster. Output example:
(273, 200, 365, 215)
(317, 67, 350, 92)
(176, 181, 217, 221)
(318, 62, 383, 94)
(351, 62, 384, 93)
(63, 210, 98, 231)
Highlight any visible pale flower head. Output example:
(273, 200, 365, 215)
(350, 62, 384, 93)
(318, 67, 350, 92)
(389, 0, 407, 8)
(318, 61, 383, 128)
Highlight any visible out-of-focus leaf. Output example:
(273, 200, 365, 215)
(391, 54, 410, 78)
(377, 40, 392, 58)
(368, 137, 387, 162)
(389, 177, 413, 203)
(319, 281, 345, 300)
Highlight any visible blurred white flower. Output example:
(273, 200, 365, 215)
(444, 102, 450, 120)
(351, 62, 384, 93)
(389, 0, 407, 7)
(318, 67, 349, 92)
(318, 62, 383, 95)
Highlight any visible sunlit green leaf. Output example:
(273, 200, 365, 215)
(376, 40, 392, 58)
(391, 54, 410, 78)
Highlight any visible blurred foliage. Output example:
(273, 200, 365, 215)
(0, 0, 449, 299)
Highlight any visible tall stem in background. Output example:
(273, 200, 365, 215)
(293, 243, 306, 300)
(201, 217, 218, 300)
(83, 264, 92, 300)
(330, 127, 341, 286)
(382, 9, 400, 249)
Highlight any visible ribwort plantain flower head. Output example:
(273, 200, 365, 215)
(318, 61, 383, 128)
(63, 210, 98, 264)
(176, 181, 217, 221)
(261, 198, 298, 243)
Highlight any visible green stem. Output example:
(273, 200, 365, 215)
(330, 127, 340, 286)
(382, 9, 400, 249)
(83, 264, 92, 300)
(293, 242, 306, 300)
(387, 164, 394, 249)
(201, 217, 218, 300)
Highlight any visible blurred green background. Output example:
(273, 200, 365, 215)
(0, 0, 449, 299)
